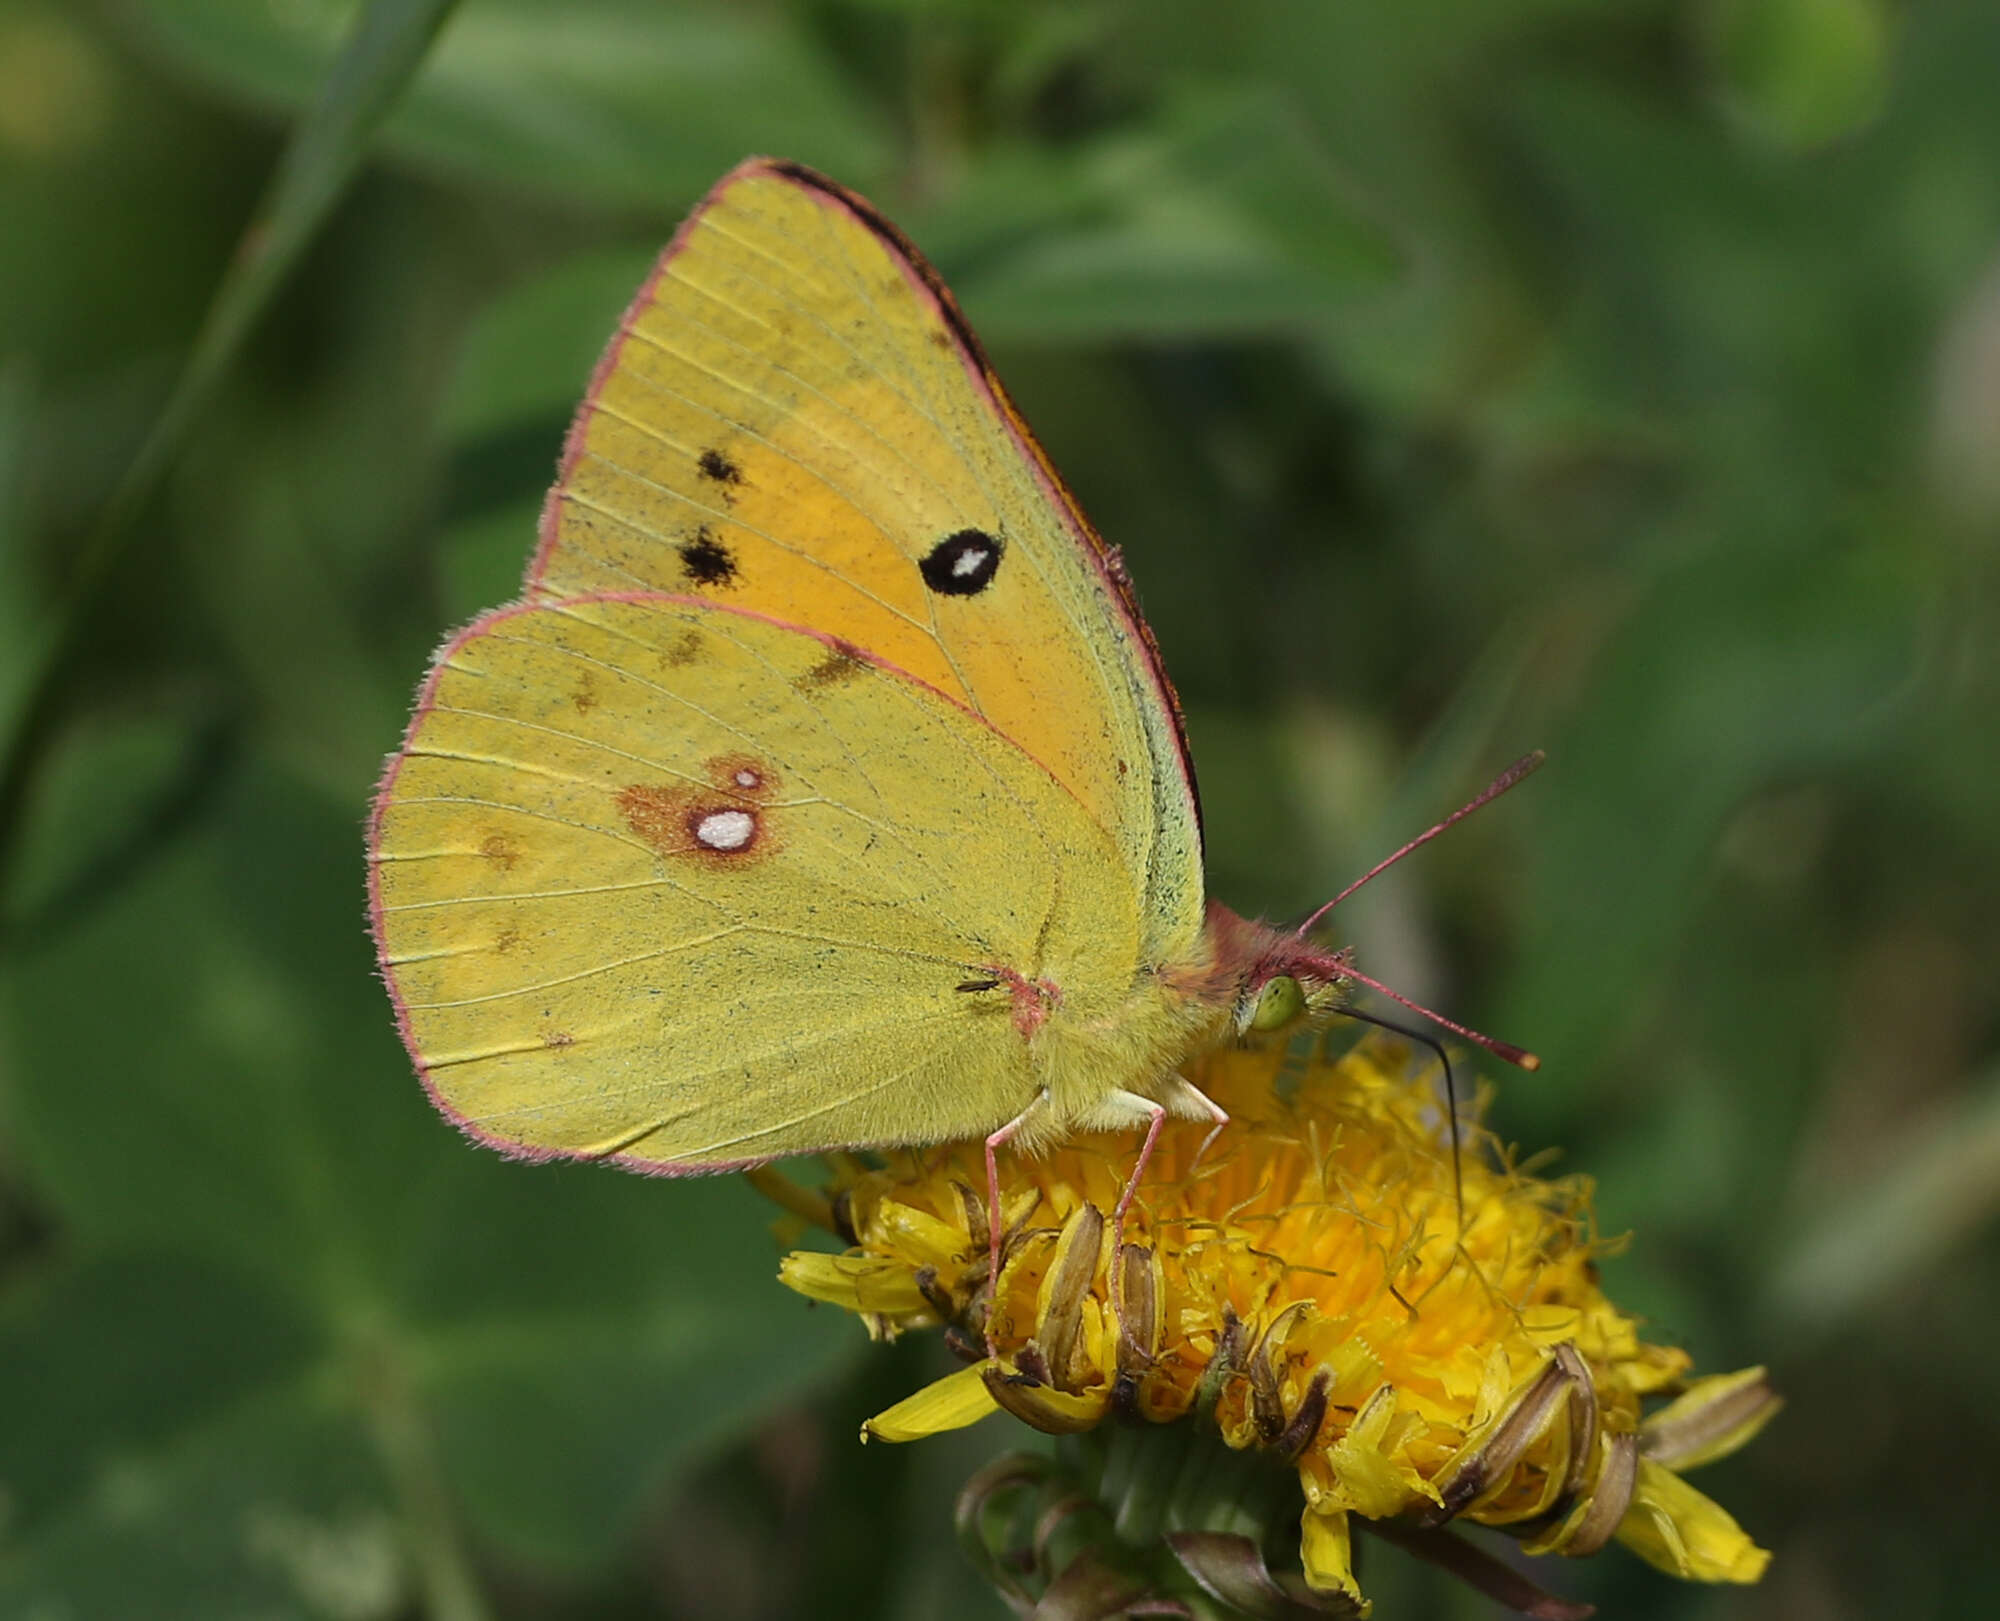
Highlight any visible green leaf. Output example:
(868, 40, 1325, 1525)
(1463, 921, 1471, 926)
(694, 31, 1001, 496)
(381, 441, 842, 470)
(120, 0, 890, 208)
(429, 246, 663, 621)
(0, 0, 461, 931)
(0, 1374, 403, 1621)
(2, 701, 230, 940)
(0, 1252, 320, 1534)
(944, 92, 1399, 343)
(436, 495, 545, 624)
(0, 1253, 403, 1620)
(71, 0, 463, 594)
(1768, 1064, 2000, 1344)
(1496, 531, 1923, 1087)
(1700, 0, 1895, 151)
(442, 247, 658, 445)
(5, 759, 446, 1292)
(0, 359, 39, 734)
(0, 754, 858, 1590)
(421, 1289, 828, 1567)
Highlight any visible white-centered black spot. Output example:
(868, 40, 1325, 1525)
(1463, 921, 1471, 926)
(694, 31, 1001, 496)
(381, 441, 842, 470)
(920, 529, 1003, 596)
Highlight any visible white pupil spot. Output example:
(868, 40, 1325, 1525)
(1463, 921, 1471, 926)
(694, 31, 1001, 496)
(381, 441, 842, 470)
(695, 810, 755, 851)
(734, 769, 759, 788)
(952, 546, 988, 577)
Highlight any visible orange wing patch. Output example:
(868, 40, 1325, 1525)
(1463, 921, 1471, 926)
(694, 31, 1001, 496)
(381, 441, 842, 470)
(529, 160, 1206, 961)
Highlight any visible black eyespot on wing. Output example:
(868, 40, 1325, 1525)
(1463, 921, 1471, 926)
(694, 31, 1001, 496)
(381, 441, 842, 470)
(678, 527, 738, 587)
(920, 528, 1004, 596)
(697, 448, 743, 487)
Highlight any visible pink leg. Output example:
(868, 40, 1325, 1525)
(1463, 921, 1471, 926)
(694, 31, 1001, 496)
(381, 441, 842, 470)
(983, 1096, 1043, 1296)
(1108, 1099, 1168, 1335)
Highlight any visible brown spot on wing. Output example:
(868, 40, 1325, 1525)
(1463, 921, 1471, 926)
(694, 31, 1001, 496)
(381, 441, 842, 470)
(617, 777, 779, 867)
(792, 637, 868, 692)
(618, 785, 686, 854)
(662, 629, 704, 668)
(480, 834, 520, 870)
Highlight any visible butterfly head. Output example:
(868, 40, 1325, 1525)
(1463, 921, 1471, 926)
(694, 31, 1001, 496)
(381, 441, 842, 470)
(1235, 950, 1353, 1038)
(1203, 908, 1354, 1039)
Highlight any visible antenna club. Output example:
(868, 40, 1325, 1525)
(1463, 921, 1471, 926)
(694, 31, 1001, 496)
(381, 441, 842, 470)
(1335, 960, 1541, 1074)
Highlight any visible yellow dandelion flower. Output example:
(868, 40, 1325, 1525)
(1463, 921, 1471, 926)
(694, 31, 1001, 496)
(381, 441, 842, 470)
(768, 1036, 1778, 1616)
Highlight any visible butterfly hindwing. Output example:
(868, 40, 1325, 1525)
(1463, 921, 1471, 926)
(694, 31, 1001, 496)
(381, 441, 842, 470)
(369, 594, 1145, 1166)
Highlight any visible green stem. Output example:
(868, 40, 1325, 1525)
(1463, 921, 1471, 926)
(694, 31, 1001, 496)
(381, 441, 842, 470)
(347, 1323, 492, 1621)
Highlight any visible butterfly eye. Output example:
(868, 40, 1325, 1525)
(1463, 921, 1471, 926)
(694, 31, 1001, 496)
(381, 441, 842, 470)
(1249, 974, 1306, 1033)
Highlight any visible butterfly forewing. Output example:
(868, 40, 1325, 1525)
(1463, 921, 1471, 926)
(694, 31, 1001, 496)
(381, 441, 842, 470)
(533, 160, 1204, 961)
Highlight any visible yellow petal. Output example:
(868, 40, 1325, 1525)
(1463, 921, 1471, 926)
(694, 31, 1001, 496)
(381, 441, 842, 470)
(779, 1252, 927, 1316)
(982, 1366, 1109, 1434)
(1299, 1506, 1367, 1609)
(1616, 1458, 1771, 1583)
(1321, 1386, 1427, 1518)
(1640, 1367, 1782, 1472)
(1519, 1304, 1583, 1345)
(863, 1364, 1000, 1442)
(872, 1198, 974, 1269)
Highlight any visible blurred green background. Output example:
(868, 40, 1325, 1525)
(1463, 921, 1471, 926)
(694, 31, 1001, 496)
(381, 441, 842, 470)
(2, 0, 1996, 1615)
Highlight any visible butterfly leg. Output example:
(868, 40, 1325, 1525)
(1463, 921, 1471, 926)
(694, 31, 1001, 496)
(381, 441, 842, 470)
(1161, 1074, 1231, 1170)
(983, 1090, 1048, 1309)
(1101, 1090, 1169, 1344)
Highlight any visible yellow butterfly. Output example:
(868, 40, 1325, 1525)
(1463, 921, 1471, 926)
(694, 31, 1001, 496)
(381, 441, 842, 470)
(368, 159, 1533, 1270)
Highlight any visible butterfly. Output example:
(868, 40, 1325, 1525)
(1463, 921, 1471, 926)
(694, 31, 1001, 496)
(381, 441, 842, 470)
(368, 159, 1535, 1282)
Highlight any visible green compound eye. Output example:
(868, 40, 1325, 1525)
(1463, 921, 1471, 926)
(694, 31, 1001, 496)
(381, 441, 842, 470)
(1250, 974, 1306, 1033)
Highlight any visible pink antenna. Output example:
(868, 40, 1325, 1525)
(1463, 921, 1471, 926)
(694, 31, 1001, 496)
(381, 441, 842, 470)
(1295, 751, 1546, 940)
(1338, 960, 1541, 1071)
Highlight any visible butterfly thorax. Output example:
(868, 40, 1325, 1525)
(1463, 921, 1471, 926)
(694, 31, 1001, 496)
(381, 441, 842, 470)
(1023, 970, 1229, 1153)
(1018, 903, 1350, 1152)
